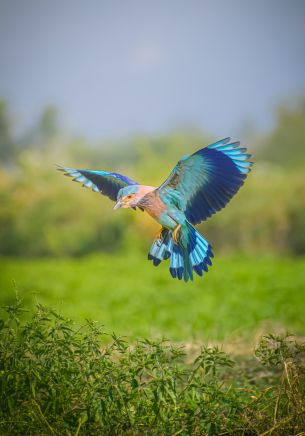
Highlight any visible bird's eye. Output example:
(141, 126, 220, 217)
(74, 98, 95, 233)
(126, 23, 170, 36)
(127, 195, 132, 199)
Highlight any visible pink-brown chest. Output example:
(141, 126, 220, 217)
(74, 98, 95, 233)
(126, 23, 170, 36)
(139, 190, 166, 220)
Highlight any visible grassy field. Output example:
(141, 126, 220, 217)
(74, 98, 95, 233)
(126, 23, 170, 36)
(1, 253, 305, 345)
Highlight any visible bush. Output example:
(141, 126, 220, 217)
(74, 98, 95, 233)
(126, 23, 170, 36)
(1, 300, 305, 435)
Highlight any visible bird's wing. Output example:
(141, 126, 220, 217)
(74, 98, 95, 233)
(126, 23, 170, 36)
(157, 138, 253, 225)
(57, 166, 137, 201)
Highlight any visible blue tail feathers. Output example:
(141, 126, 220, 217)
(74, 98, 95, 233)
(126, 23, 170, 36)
(148, 223, 213, 282)
(148, 228, 173, 266)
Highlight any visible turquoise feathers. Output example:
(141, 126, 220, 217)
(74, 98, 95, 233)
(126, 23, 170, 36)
(158, 138, 252, 224)
(148, 224, 213, 282)
(58, 138, 252, 282)
(56, 166, 137, 201)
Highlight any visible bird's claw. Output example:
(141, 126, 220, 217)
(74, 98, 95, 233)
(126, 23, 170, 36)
(156, 229, 163, 246)
(172, 224, 181, 244)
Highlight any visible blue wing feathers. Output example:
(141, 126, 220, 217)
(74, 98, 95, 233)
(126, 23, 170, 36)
(185, 143, 252, 224)
(208, 137, 231, 148)
(57, 165, 137, 202)
(158, 138, 252, 225)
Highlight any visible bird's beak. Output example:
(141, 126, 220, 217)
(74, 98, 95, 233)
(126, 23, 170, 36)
(113, 200, 122, 210)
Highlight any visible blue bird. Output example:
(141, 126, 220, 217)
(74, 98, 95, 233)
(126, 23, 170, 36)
(58, 138, 252, 281)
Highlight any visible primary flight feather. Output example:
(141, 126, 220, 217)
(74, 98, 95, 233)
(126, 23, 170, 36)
(58, 138, 252, 282)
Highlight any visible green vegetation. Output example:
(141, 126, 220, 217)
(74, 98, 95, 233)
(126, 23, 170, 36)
(1, 255, 305, 343)
(1, 300, 304, 435)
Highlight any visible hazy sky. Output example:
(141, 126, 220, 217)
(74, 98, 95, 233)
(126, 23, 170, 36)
(1, 0, 305, 140)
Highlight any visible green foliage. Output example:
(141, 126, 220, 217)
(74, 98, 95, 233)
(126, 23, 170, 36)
(1, 301, 304, 435)
(0, 101, 16, 163)
(246, 334, 305, 434)
(1, 255, 305, 342)
(257, 98, 305, 167)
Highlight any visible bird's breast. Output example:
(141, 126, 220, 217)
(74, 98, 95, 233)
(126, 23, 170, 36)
(138, 190, 167, 221)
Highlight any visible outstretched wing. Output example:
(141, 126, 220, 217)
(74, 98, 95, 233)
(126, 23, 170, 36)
(57, 166, 137, 201)
(158, 138, 252, 225)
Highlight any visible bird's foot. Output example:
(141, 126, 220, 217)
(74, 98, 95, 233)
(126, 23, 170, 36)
(172, 224, 181, 244)
(156, 228, 164, 246)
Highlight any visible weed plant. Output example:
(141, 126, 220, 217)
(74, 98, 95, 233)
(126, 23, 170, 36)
(0, 299, 304, 435)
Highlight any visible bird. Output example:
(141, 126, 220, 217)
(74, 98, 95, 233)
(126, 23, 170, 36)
(58, 137, 252, 282)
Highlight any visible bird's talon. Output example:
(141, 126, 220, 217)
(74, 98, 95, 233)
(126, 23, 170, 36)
(156, 229, 163, 245)
(172, 224, 181, 244)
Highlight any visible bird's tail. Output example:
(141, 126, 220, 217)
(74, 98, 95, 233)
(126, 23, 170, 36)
(148, 222, 213, 282)
(148, 228, 173, 266)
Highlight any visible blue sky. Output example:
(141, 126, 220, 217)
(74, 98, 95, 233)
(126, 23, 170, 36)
(1, 0, 305, 140)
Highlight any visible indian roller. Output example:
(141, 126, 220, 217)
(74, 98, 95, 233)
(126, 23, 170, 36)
(58, 138, 252, 281)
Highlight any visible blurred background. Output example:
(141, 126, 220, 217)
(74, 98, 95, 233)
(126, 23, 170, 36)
(0, 0, 305, 342)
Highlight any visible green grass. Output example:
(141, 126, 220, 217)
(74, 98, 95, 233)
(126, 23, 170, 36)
(1, 254, 305, 343)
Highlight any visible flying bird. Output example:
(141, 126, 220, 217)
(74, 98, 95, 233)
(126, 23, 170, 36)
(58, 138, 252, 282)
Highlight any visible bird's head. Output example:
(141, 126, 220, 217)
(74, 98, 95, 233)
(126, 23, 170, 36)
(114, 185, 140, 210)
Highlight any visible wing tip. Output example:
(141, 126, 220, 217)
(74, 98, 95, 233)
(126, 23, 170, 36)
(56, 164, 78, 177)
(55, 164, 65, 172)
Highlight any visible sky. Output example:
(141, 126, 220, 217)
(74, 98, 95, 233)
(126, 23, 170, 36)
(0, 0, 305, 140)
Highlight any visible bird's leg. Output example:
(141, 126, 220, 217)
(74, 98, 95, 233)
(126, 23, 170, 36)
(172, 224, 181, 244)
(155, 227, 164, 246)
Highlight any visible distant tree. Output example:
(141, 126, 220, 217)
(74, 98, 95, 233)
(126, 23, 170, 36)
(23, 106, 60, 150)
(38, 106, 59, 141)
(0, 100, 16, 164)
(259, 98, 305, 167)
